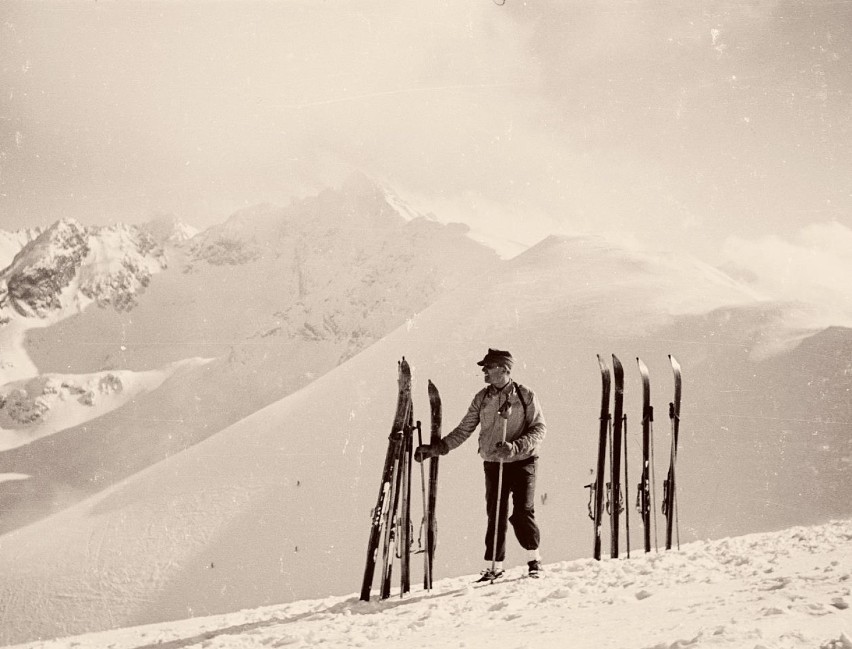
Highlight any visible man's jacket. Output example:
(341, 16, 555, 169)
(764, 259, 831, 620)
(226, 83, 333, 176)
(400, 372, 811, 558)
(442, 380, 546, 463)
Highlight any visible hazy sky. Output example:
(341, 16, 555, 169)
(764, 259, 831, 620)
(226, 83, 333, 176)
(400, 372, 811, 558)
(1, 0, 850, 262)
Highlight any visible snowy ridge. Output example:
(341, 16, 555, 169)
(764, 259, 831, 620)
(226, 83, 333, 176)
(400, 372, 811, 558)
(377, 180, 426, 222)
(0, 226, 42, 271)
(514, 234, 764, 313)
(11, 519, 851, 649)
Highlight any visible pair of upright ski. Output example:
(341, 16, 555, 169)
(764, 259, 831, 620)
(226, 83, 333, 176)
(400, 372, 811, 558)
(590, 355, 628, 561)
(590, 354, 682, 560)
(360, 359, 442, 601)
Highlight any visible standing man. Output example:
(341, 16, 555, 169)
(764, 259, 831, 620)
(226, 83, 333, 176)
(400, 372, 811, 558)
(415, 348, 547, 580)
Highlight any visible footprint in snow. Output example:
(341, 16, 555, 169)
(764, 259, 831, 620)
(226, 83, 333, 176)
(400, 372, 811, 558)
(647, 636, 699, 649)
(761, 577, 791, 591)
(760, 606, 786, 616)
(804, 602, 831, 616)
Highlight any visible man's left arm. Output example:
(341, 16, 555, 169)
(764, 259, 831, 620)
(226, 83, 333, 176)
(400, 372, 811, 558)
(510, 390, 547, 457)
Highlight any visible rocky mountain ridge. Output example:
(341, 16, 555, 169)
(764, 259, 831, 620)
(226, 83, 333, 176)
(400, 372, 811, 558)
(0, 218, 168, 320)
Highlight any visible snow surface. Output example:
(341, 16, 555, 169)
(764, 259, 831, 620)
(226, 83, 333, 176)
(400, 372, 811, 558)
(7, 520, 851, 649)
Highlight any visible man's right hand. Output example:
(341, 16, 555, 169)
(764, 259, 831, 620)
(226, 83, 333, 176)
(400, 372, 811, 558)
(414, 444, 438, 463)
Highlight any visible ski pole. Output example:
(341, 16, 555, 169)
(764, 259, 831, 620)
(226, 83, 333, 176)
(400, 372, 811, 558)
(623, 414, 630, 559)
(416, 421, 432, 591)
(650, 415, 659, 553)
(491, 399, 512, 578)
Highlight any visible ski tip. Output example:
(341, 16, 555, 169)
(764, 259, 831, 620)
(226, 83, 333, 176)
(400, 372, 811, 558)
(427, 380, 441, 401)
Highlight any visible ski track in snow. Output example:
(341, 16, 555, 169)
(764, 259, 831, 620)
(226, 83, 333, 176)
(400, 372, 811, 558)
(12, 520, 851, 649)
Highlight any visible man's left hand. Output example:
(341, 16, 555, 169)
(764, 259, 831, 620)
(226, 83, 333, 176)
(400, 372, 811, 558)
(494, 441, 514, 460)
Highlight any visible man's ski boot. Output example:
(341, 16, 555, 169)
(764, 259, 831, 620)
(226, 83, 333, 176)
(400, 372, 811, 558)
(475, 568, 505, 583)
(527, 560, 543, 578)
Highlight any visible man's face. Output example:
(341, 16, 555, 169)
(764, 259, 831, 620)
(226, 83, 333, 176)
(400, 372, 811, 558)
(482, 363, 508, 385)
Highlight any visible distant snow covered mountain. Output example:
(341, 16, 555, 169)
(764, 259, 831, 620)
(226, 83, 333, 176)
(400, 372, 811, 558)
(178, 171, 498, 354)
(0, 212, 848, 644)
(0, 218, 167, 321)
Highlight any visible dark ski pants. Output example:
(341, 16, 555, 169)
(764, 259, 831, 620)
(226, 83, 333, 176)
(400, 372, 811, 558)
(483, 456, 540, 562)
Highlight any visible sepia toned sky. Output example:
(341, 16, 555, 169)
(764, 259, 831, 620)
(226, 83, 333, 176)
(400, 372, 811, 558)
(1, 0, 850, 262)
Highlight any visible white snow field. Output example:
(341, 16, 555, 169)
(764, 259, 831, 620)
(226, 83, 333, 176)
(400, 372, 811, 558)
(7, 519, 851, 649)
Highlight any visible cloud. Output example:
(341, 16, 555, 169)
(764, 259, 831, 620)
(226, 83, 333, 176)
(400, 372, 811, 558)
(721, 222, 852, 330)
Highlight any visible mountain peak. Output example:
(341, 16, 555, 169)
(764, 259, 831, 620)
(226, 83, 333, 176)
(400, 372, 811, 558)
(189, 177, 416, 267)
(339, 170, 381, 198)
(141, 214, 199, 245)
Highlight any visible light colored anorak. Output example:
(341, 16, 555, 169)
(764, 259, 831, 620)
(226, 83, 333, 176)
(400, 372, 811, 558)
(442, 380, 546, 463)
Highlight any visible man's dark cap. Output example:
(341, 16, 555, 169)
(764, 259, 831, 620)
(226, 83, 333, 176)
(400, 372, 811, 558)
(476, 348, 514, 369)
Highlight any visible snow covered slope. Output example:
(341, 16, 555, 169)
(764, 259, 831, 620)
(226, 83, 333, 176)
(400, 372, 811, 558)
(0, 232, 848, 644)
(8, 520, 852, 649)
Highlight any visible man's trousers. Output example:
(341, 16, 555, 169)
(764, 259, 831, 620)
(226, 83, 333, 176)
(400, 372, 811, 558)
(483, 456, 540, 562)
